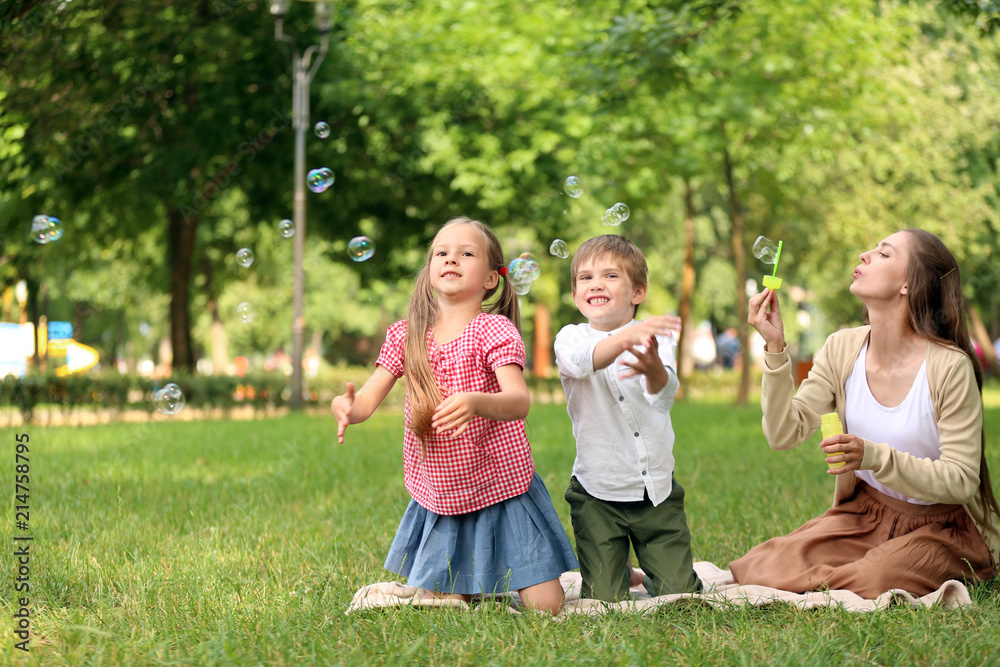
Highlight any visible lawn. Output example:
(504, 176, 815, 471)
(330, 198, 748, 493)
(3, 391, 1000, 665)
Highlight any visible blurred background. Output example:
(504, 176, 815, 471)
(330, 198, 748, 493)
(2, 0, 1000, 420)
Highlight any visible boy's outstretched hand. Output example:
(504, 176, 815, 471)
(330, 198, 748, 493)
(619, 338, 670, 394)
(625, 314, 681, 347)
(330, 382, 355, 444)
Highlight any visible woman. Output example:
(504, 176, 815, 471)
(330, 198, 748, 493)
(730, 229, 999, 598)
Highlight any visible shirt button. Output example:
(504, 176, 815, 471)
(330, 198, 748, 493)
(619, 396, 624, 401)
(634, 432, 639, 437)
(641, 470, 647, 476)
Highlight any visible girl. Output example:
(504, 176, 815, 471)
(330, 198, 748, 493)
(731, 228, 999, 597)
(331, 216, 578, 614)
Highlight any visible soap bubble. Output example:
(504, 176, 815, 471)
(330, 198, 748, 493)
(154, 383, 185, 416)
(236, 302, 255, 323)
(30, 215, 63, 244)
(307, 167, 335, 193)
(45, 218, 64, 242)
(602, 202, 630, 227)
(612, 202, 630, 222)
(236, 248, 254, 268)
(563, 176, 583, 199)
(510, 277, 532, 296)
(347, 236, 375, 262)
(314, 121, 330, 139)
(549, 239, 569, 259)
(278, 219, 294, 238)
(508, 257, 527, 281)
(517, 252, 540, 280)
(753, 236, 779, 264)
(506, 254, 540, 296)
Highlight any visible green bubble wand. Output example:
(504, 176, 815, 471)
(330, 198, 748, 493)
(753, 236, 783, 290)
(762, 240, 782, 290)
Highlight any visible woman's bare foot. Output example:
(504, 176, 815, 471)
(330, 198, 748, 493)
(629, 568, 645, 588)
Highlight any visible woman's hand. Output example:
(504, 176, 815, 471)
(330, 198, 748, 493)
(748, 287, 786, 353)
(821, 433, 866, 475)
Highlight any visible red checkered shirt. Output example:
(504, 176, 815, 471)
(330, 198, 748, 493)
(376, 313, 535, 515)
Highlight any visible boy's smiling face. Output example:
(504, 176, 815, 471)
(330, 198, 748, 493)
(572, 255, 646, 332)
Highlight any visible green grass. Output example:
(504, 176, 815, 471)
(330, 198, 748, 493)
(3, 392, 1000, 666)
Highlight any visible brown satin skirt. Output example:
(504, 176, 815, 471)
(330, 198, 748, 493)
(729, 481, 996, 598)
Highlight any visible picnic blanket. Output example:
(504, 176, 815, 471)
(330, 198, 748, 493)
(345, 561, 973, 616)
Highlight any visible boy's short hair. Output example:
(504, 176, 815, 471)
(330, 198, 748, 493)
(570, 235, 648, 294)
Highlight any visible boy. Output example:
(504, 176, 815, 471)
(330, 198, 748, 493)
(555, 235, 701, 601)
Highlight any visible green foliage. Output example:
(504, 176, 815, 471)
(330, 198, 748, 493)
(938, 0, 1000, 34)
(0, 370, 316, 424)
(3, 0, 1000, 376)
(0, 366, 580, 423)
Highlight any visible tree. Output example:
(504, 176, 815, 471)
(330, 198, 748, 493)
(570, 0, 1000, 398)
(1, 0, 299, 371)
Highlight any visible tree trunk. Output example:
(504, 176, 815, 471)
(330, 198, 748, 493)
(167, 207, 198, 373)
(721, 122, 751, 405)
(533, 301, 552, 378)
(968, 304, 1000, 380)
(26, 277, 40, 370)
(115, 309, 127, 372)
(676, 180, 697, 399)
(202, 254, 229, 375)
(988, 300, 998, 341)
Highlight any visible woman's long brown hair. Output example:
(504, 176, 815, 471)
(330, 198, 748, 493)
(897, 228, 1000, 525)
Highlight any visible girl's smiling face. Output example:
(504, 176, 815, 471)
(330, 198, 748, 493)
(572, 255, 646, 331)
(428, 223, 498, 303)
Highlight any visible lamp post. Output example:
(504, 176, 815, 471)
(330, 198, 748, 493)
(271, 0, 331, 409)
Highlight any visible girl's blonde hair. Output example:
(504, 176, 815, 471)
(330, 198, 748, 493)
(404, 217, 520, 448)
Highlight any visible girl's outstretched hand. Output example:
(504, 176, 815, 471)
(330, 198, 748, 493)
(331, 382, 355, 444)
(748, 287, 785, 352)
(432, 392, 478, 438)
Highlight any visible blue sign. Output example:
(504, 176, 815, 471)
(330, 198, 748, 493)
(48, 321, 73, 341)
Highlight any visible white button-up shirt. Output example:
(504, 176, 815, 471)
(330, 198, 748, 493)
(554, 320, 679, 506)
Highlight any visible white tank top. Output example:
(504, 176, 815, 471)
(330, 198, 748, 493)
(844, 342, 940, 505)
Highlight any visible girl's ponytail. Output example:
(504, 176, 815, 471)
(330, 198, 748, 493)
(485, 268, 521, 332)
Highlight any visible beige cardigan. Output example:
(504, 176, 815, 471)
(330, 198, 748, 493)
(761, 325, 1000, 565)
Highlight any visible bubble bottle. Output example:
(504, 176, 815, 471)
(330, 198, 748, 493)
(753, 236, 783, 290)
(820, 412, 845, 469)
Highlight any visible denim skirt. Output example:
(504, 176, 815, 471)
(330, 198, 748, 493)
(385, 472, 579, 595)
